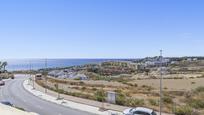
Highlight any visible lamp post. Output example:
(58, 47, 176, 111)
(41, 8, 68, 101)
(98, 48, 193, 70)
(159, 50, 163, 115)
(54, 83, 60, 100)
(44, 58, 48, 93)
(30, 61, 35, 89)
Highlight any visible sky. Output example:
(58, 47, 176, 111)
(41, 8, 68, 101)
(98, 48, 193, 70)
(0, 0, 203, 59)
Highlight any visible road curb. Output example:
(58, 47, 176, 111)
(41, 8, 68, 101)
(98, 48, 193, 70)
(23, 79, 122, 115)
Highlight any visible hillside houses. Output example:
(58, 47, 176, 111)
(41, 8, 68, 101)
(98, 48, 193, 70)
(48, 70, 88, 80)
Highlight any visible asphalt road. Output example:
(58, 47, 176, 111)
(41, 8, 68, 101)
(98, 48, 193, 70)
(0, 75, 93, 115)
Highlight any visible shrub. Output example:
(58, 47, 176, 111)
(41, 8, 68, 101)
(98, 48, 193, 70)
(141, 85, 153, 91)
(175, 105, 193, 115)
(142, 85, 147, 88)
(121, 80, 128, 84)
(70, 82, 77, 85)
(197, 74, 204, 78)
(164, 87, 168, 90)
(134, 83, 138, 87)
(57, 89, 65, 94)
(184, 91, 193, 98)
(188, 99, 204, 109)
(79, 81, 84, 85)
(74, 78, 80, 80)
(116, 93, 126, 105)
(92, 87, 97, 91)
(126, 98, 144, 107)
(94, 89, 106, 102)
(81, 86, 86, 90)
(191, 82, 196, 84)
(148, 99, 158, 106)
(115, 89, 123, 93)
(163, 96, 173, 104)
(195, 86, 204, 93)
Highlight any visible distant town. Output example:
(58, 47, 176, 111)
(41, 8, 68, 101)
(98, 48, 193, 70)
(34, 56, 204, 80)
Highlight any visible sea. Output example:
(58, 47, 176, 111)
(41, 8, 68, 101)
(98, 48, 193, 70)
(3, 59, 126, 71)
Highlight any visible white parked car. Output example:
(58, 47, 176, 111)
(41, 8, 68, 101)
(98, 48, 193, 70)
(123, 107, 157, 115)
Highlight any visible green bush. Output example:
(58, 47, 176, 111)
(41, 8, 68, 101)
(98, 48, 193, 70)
(81, 86, 86, 90)
(188, 99, 204, 109)
(148, 99, 158, 106)
(94, 89, 106, 102)
(163, 96, 173, 104)
(134, 83, 138, 87)
(92, 87, 97, 91)
(191, 82, 196, 84)
(74, 78, 80, 80)
(195, 86, 204, 93)
(126, 98, 144, 107)
(79, 81, 84, 85)
(116, 93, 126, 105)
(141, 85, 153, 91)
(57, 89, 65, 94)
(175, 105, 193, 115)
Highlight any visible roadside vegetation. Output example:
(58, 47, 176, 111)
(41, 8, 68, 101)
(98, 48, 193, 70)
(34, 58, 204, 114)
(0, 61, 14, 79)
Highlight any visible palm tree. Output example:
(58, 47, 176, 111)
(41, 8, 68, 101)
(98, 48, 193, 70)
(0, 61, 8, 72)
(0, 61, 2, 72)
(2, 61, 8, 72)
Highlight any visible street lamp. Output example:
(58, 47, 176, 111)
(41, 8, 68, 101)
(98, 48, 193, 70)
(44, 58, 48, 93)
(30, 61, 35, 89)
(159, 50, 163, 115)
(54, 83, 60, 100)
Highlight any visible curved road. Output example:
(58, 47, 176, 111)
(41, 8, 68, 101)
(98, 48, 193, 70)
(0, 75, 92, 115)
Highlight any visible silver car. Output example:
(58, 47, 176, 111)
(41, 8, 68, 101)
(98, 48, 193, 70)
(123, 107, 157, 115)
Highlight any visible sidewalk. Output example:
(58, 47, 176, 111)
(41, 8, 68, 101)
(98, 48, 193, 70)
(23, 79, 124, 115)
(33, 80, 128, 111)
(0, 103, 38, 115)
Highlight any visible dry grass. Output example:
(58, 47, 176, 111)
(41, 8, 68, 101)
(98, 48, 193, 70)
(129, 78, 204, 91)
(36, 73, 204, 114)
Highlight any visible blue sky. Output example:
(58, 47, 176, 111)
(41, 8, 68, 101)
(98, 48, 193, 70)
(0, 0, 203, 59)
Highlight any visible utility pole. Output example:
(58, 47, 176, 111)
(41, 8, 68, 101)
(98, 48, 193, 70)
(44, 58, 48, 93)
(159, 50, 163, 115)
(30, 61, 35, 89)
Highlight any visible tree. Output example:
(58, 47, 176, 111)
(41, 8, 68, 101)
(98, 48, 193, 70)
(144, 69, 150, 76)
(0, 61, 2, 70)
(2, 62, 8, 72)
(0, 61, 8, 72)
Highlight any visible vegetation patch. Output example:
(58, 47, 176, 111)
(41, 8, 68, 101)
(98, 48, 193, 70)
(94, 89, 106, 102)
(187, 99, 204, 109)
(163, 96, 173, 104)
(148, 99, 159, 106)
(175, 105, 193, 115)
